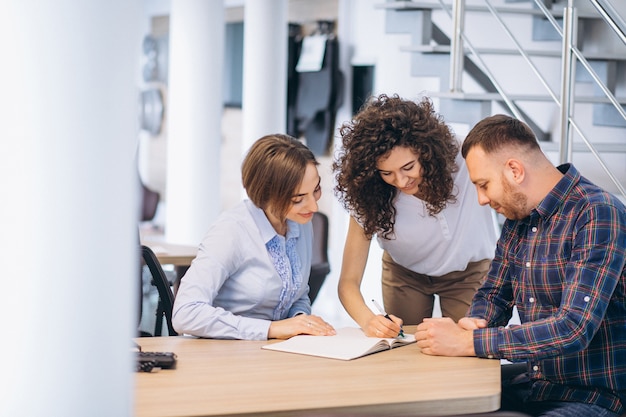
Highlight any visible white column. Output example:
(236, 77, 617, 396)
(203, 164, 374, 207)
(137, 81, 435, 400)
(166, 0, 224, 244)
(310, 0, 362, 328)
(0, 1, 140, 415)
(241, 0, 288, 152)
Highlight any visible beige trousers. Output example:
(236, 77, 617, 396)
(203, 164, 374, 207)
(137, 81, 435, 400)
(381, 251, 491, 325)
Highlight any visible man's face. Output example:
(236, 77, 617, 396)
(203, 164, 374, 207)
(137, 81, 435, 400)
(465, 146, 530, 220)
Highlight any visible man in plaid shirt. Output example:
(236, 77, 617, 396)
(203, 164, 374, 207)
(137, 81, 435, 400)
(415, 114, 625, 417)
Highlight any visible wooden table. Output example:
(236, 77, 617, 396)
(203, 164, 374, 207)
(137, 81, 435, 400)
(141, 240, 198, 267)
(134, 329, 501, 417)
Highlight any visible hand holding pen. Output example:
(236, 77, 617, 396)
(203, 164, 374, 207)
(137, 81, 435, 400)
(371, 299, 405, 338)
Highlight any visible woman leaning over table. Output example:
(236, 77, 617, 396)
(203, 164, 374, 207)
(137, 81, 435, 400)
(333, 94, 498, 337)
(172, 134, 336, 340)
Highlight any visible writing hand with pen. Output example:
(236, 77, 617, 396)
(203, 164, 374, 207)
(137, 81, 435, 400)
(365, 299, 405, 338)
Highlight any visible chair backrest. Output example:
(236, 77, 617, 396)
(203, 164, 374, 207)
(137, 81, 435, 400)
(309, 212, 331, 303)
(141, 245, 178, 336)
(141, 182, 160, 222)
(137, 244, 152, 337)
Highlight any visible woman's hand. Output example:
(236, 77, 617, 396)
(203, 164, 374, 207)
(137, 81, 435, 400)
(268, 314, 336, 339)
(362, 314, 403, 338)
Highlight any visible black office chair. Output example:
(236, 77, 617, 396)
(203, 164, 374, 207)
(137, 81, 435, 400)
(141, 181, 160, 222)
(140, 245, 178, 336)
(137, 245, 151, 337)
(309, 212, 330, 303)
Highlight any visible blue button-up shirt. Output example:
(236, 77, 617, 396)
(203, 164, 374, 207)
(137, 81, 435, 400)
(172, 200, 313, 340)
(469, 164, 626, 414)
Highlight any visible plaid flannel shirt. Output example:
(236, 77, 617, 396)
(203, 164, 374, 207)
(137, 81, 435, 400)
(469, 164, 626, 414)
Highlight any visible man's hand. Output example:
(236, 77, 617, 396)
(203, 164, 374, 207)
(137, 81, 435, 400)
(414, 317, 476, 356)
(458, 317, 488, 331)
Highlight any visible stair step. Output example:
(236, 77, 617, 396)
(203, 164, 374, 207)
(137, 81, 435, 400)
(539, 141, 626, 153)
(377, 1, 602, 19)
(426, 90, 626, 104)
(400, 45, 626, 61)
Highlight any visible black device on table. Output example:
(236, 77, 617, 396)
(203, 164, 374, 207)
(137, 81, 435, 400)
(134, 342, 177, 372)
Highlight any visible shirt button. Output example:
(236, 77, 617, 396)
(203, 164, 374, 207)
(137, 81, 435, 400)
(529, 297, 535, 303)
(584, 296, 590, 302)
(531, 227, 537, 232)
(526, 261, 531, 267)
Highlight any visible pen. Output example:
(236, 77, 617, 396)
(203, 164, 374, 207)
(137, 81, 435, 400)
(371, 299, 405, 338)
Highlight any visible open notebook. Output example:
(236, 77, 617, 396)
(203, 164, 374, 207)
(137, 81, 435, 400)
(262, 327, 416, 360)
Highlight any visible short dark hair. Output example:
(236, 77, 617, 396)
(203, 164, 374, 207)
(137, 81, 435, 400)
(461, 114, 540, 158)
(242, 134, 318, 221)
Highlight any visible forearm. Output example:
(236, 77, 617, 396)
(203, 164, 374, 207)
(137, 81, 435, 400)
(462, 329, 477, 356)
(172, 302, 271, 340)
(338, 280, 375, 328)
(338, 217, 376, 328)
(288, 294, 312, 317)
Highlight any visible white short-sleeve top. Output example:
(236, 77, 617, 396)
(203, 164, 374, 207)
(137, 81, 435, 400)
(376, 157, 498, 276)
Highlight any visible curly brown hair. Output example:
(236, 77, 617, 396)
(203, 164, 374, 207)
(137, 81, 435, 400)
(333, 94, 459, 239)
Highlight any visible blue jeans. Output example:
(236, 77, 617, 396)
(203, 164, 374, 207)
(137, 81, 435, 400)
(500, 364, 621, 417)
(514, 400, 620, 417)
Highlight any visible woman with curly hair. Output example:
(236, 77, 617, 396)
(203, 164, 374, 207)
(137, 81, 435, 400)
(333, 94, 497, 337)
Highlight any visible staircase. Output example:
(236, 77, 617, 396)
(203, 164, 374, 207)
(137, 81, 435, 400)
(378, 0, 626, 200)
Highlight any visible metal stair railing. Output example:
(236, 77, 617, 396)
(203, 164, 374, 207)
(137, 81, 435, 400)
(538, 0, 626, 199)
(445, 0, 626, 199)
(590, 0, 626, 43)
(439, 0, 526, 122)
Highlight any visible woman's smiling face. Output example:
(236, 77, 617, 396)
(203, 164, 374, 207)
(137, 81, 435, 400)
(376, 146, 423, 196)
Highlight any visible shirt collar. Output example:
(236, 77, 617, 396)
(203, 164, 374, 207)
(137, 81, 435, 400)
(244, 199, 300, 244)
(533, 163, 579, 221)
